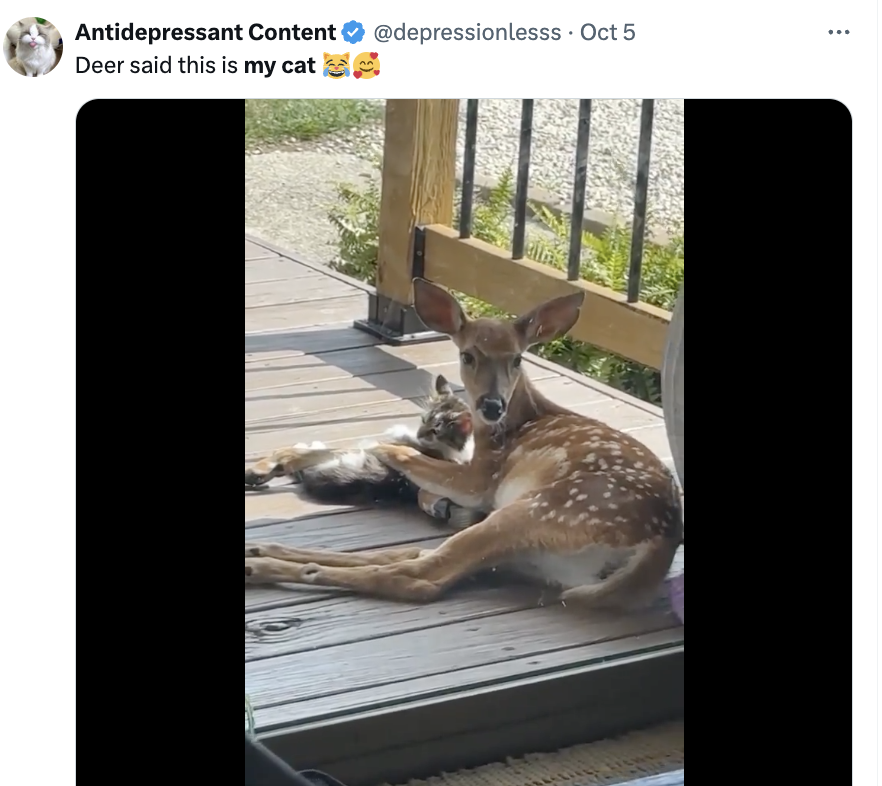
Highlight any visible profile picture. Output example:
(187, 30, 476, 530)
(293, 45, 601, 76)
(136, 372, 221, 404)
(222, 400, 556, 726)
(4, 17, 62, 77)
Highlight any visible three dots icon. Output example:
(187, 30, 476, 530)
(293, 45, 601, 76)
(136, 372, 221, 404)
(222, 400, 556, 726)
(828, 29, 850, 34)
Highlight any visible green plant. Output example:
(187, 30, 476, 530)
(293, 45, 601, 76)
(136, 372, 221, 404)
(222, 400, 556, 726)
(244, 99, 382, 150)
(326, 177, 381, 280)
(326, 164, 684, 405)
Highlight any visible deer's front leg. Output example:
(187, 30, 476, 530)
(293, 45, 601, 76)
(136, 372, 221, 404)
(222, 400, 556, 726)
(373, 445, 488, 510)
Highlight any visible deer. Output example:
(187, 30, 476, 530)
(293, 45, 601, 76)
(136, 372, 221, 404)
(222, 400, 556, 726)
(245, 278, 683, 610)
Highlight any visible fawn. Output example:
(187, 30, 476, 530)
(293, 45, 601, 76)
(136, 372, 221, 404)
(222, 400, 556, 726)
(245, 278, 683, 609)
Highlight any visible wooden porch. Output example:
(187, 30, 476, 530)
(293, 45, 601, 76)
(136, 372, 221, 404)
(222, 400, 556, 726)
(244, 234, 685, 786)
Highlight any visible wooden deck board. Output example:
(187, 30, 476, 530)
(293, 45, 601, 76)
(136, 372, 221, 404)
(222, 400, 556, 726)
(245, 600, 676, 710)
(254, 626, 683, 732)
(245, 275, 360, 308)
(244, 236, 683, 782)
(245, 294, 369, 333)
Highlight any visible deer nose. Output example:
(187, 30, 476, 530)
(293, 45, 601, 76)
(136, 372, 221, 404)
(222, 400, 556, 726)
(477, 396, 506, 422)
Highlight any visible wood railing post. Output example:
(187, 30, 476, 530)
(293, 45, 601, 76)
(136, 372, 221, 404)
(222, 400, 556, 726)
(353, 99, 459, 345)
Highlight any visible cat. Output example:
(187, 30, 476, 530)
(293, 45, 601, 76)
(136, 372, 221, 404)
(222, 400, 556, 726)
(322, 52, 350, 79)
(244, 374, 484, 529)
(11, 23, 56, 77)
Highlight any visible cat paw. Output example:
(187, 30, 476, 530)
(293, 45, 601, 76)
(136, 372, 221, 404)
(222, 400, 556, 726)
(381, 425, 417, 442)
(373, 443, 420, 467)
(293, 441, 327, 450)
(244, 470, 269, 489)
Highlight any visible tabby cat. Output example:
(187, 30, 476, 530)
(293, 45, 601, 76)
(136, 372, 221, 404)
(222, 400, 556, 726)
(244, 374, 483, 528)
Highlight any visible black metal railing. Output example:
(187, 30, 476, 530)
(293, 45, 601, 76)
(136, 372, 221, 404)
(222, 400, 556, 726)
(458, 99, 657, 304)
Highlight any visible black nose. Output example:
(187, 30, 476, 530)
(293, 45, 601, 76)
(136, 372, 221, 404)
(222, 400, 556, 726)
(478, 397, 505, 422)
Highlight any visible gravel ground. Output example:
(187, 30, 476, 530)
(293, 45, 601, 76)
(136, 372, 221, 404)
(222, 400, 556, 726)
(245, 99, 684, 266)
(245, 149, 378, 266)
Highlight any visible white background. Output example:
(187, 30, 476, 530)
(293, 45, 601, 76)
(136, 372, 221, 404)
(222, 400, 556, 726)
(0, 1, 878, 783)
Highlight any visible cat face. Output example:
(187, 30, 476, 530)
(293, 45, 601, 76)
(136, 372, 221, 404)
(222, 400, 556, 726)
(322, 52, 350, 79)
(416, 375, 473, 452)
(19, 23, 50, 51)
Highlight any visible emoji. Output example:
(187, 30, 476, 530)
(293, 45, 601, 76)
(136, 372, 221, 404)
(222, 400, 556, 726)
(322, 52, 350, 79)
(352, 52, 379, 79)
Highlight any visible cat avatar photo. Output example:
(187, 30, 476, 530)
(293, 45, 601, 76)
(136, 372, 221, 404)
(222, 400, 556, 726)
(322, 52, 350, 79)
(4, 17, 62, 76)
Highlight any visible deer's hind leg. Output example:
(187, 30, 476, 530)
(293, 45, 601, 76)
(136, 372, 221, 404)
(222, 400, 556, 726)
(245, 501, 538, 601)
(244, 542, 428, 567)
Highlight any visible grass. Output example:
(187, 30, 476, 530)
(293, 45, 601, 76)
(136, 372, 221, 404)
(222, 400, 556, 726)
(244, 99, 382, 150)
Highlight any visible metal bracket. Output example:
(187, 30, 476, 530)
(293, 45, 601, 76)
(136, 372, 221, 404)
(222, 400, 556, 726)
(352, 226, 447, 346)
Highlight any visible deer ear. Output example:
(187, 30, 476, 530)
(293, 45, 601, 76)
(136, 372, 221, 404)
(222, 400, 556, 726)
(412, 278, 467, 336)
(513, 291, 585, 347)
(434, 374, 453, 396)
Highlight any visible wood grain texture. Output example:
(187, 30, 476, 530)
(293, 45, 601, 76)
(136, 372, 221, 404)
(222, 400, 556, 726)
(245, 323, 379, 360)
(244, 600, 678, 710)
(252, 627, 683, 731)
(245, 239, 281, 261)
(245, 276, 358, 309)
(377, 100, 459, 305)
(244, 364, 461, 423)
(245, 294, 368, 333)
(245, 507, 445, 544)
(245, 585, 545, 661)
(245, 258, 318, 284)
(245, 346, 417, 392)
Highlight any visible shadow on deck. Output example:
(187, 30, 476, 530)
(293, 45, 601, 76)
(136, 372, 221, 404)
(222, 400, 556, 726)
(244, 234, 684, 786)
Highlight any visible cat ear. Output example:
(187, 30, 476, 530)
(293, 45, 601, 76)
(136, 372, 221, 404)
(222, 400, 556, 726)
(323, 52, 331, 61)
(434, 374, 453, 396)
(343, 52, 350, 60)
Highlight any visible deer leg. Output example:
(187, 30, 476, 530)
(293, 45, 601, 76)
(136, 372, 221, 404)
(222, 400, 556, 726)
(244, 541, 429, 567)
(373, 444, 488, 509)
(246, 501, 538, 602)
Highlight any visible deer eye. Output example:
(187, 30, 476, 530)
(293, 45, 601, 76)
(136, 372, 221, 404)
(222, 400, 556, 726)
(513, 355, 523, 369)
(461, 352, 475, 366)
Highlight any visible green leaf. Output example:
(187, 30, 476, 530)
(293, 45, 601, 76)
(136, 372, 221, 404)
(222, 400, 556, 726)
(35, 17, 47, 24)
